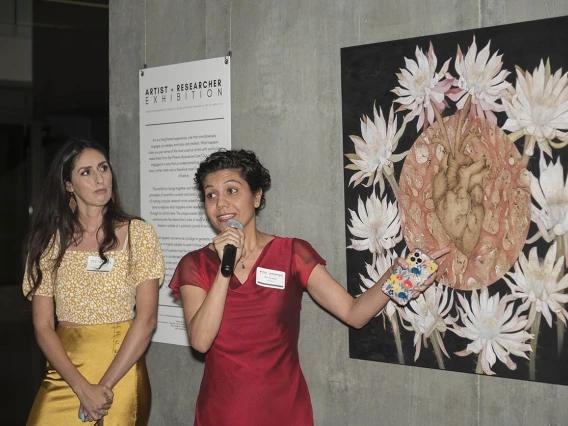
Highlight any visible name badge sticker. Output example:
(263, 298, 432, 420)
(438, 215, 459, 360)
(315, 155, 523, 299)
(86, 256, 115, 273)
(256, 267, 286, 290)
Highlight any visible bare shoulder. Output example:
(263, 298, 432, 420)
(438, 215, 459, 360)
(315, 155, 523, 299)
(113, 220, 131, 246)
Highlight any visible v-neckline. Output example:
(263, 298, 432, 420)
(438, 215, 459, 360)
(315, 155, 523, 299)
(229, 237, 276, 288)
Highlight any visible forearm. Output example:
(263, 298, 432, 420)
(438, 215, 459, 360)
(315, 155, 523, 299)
(347, 274, 392, 328)
(186, 268, 230, 352)
(308, 264, 395, 330)
(98, 317, 156, 390)
(34, 325, 89, 394)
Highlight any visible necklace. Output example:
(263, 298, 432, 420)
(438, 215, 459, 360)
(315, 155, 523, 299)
(241, 243, 258, 269)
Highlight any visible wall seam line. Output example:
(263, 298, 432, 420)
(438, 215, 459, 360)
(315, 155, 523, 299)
(144, 0, 147, 66)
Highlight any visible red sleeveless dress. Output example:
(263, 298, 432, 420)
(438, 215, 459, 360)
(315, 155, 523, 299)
(169, 237, 325, 426)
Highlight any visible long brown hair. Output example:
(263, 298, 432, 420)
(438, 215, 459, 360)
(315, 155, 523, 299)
(24, 138, 139, 297)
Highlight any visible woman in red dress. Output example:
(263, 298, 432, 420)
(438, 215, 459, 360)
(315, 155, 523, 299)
(169, 149, 439, 426)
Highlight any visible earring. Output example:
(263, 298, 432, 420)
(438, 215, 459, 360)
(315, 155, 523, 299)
(69, 193, 77, 213)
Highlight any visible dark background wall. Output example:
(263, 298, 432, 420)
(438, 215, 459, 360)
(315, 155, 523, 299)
(0, 1, 109, 424)
(0, 0, 109, 287)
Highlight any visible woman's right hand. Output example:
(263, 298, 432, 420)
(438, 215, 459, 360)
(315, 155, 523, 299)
(76, 383, 113, 422)
(212, 226, 244, 268)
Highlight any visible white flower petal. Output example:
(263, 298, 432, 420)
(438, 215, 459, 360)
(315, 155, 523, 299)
(448, 287, 532, 375)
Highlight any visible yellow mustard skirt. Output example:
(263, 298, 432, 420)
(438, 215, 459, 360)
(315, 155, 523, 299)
(27, 321, 150, 426)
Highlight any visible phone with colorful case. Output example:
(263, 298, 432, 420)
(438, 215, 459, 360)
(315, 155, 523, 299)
(381, 248, 439, 305)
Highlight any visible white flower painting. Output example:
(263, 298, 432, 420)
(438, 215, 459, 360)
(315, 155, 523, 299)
(503, 59, 568, 157)
(449, 288, 533, 376)
(448, 37, 510, 124)
(347, 193, 402, 260)
(345, 104, 407, 196)
(392, 43, 454, 132)
(399, 281, 455, 368)
(342, 16, 568, 385)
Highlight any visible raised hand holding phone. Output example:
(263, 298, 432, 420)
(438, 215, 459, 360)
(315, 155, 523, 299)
(382, 247, 450, 305)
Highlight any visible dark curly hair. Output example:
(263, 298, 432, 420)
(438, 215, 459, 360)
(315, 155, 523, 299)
(194, 149, 271, 213)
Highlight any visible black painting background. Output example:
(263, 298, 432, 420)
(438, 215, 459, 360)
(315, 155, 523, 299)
(341, 16, 568, 385)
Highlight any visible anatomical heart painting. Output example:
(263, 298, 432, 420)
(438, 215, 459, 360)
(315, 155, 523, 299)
(341, 16, 568, 385)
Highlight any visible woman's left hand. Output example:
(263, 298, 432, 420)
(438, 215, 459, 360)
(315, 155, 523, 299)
(78, 397, 111, 422)
(385, 247, 451, 301)
(409, 246, 451, 299)
(410, 270, 438, 299)
(387, 256, 433, 298)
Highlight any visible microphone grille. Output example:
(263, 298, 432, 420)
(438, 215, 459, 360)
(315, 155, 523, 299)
(225, 219, 244, 231)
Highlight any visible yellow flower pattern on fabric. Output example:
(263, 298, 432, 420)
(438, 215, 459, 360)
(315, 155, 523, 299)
(22, 220, 165, 325)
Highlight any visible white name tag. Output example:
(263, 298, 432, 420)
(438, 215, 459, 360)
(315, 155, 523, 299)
(86, 256, 115, 272)
(256, 267, 286, 290)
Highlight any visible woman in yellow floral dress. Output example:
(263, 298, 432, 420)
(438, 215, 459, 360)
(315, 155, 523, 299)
(23, 138, 165, 425)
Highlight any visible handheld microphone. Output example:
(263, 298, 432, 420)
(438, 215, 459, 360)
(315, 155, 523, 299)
(220, 219, 244, 277)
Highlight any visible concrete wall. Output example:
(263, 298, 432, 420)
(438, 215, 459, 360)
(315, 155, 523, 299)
(109, 1, 568, 425)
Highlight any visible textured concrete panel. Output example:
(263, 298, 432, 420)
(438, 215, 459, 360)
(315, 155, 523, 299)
(230, 0, 350, 274)
(109, 1, 568, 425)
(480, 0, 568, 27)
(299, 299, 352, 425)
(347, 361, 480, 426)
(353, 0, 480, 44)
(109, 0, 146, 215)
(146, 343, 205, 425)
(478, 375, 568, 426)
(205, 0, 231, 57)
(146, 0, 206, 67)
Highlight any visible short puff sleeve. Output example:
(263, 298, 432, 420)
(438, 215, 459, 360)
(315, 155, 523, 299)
(130, 220, 165, 287)
(168, 250, 208, 299)
(22, 238, 59, 300)
(292, 239, 326, 289)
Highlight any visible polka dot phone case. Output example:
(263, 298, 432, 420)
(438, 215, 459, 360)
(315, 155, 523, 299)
(381, 248, 439, 305)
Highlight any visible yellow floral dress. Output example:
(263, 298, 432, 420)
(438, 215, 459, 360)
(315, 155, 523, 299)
(24, 220, 165, 426)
